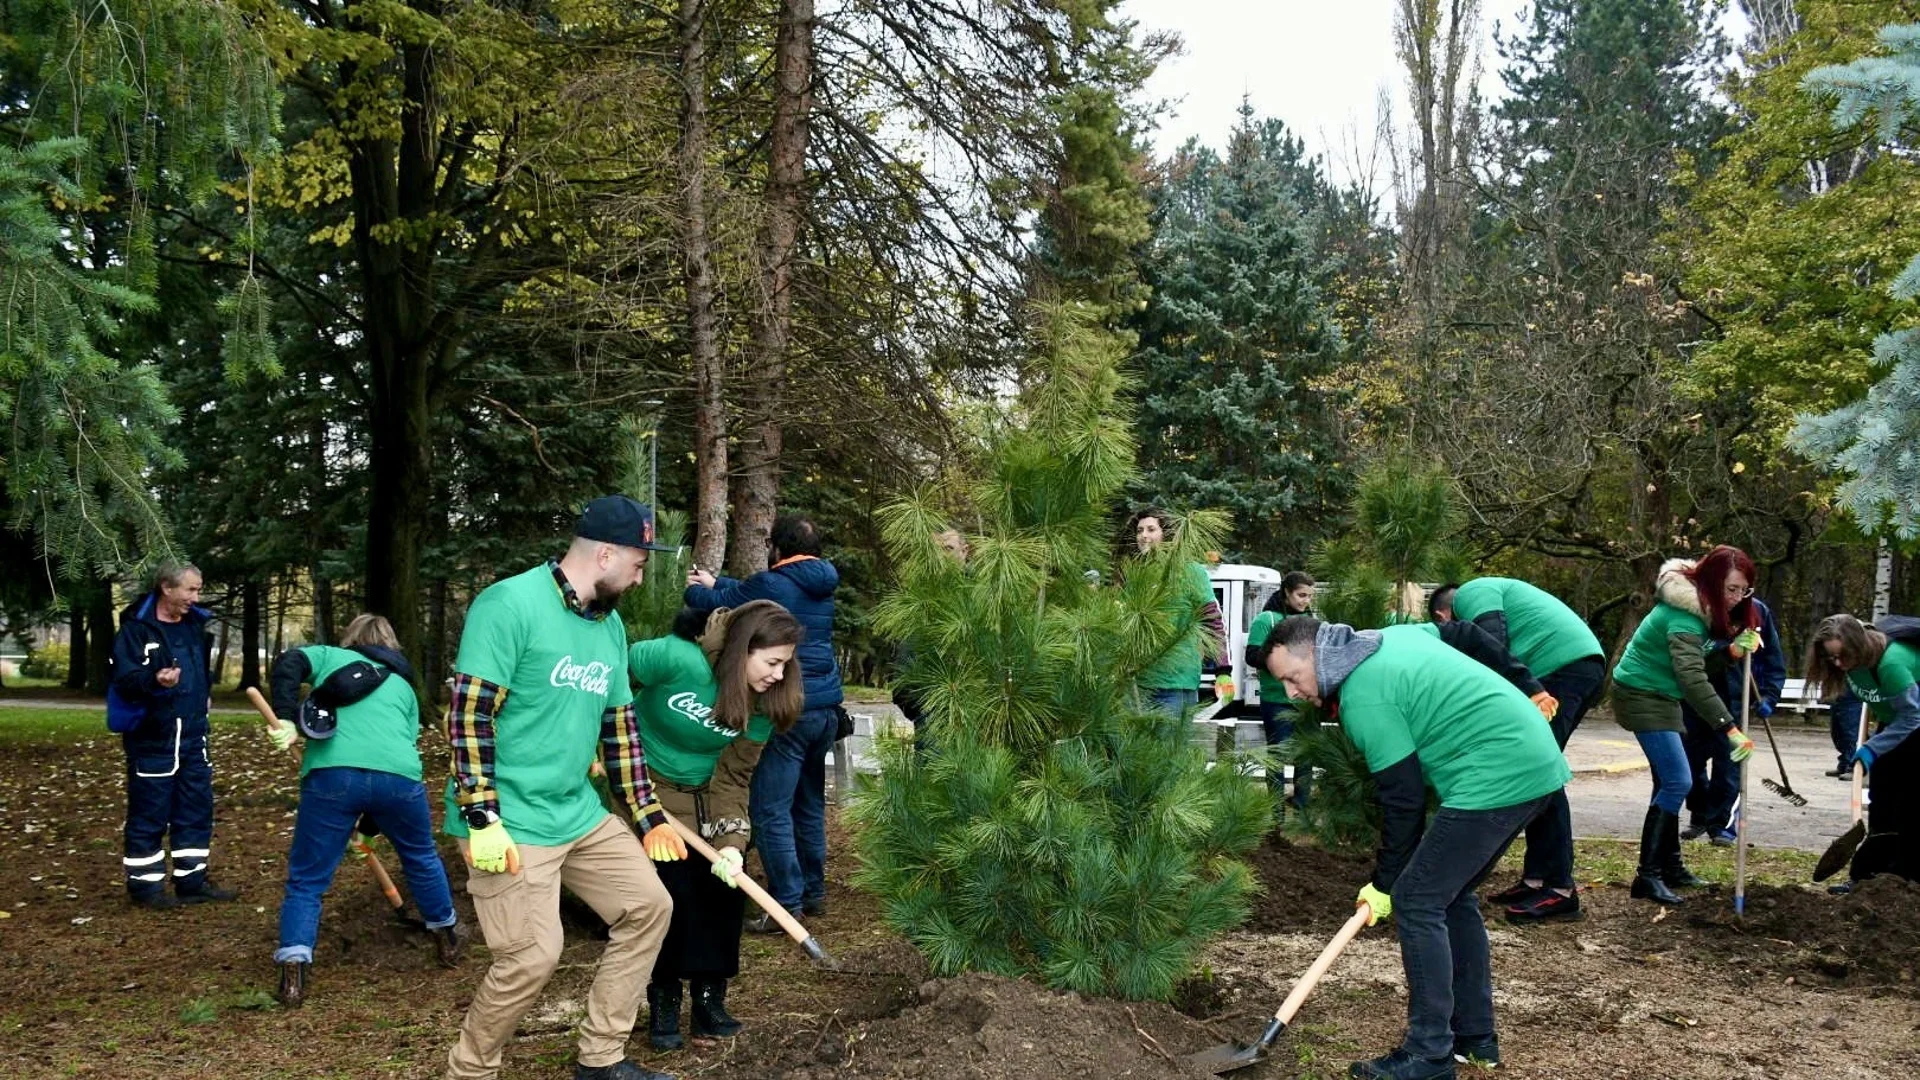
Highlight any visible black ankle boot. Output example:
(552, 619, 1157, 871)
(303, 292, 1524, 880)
(276, 960, 309, 1008)
(1630, 807, 1683, 906)
(690, 978, 743, 1037)
(647, 980, 683, 1050)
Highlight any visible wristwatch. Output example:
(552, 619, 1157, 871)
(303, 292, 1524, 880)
(463, 806, 499, 830)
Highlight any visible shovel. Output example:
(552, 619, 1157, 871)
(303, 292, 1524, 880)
(1189, 903, 1371, 1074)
(662, 810, 836, 966)
(1814, 707, 1872, 882)
(1734, 655, 1753, 916)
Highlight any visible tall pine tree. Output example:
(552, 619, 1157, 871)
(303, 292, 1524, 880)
(1132, 106, 1354, 565)
(850, 306, 1269, 1001)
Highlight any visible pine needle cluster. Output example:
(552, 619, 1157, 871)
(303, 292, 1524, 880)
(848, 306, 1270, 1001)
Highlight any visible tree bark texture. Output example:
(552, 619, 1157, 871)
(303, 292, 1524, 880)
(681, 0, 731, 573)
(65, 593, 87, 689)
(728, 0, 814, 576)
(241, 580, 263, 691)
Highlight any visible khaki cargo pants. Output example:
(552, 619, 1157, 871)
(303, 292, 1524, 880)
(446, 814, 672, 1079)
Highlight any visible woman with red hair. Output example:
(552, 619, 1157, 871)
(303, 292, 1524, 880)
(1611, 546, 1761, 905)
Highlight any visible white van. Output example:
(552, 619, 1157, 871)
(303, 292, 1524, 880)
(1203, 562, 1284, 718)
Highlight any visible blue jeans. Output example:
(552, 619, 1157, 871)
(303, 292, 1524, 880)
(1145, 687, 1198, 716)
(276, 767, 456, 963)
(1259, 701, 1310, 808)
(1392, 795, 1551, 1060)
(1518, 658, 1603, 887)
(750, 706, 837, 912)
(1832, 693, 1864, 761)
(1635, 730, 1692, 816)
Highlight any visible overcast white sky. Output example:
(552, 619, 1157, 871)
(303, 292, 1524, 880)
(1125, 1, 1750, 188)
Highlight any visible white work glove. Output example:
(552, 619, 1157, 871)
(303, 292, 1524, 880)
(711, 847, 745, 889)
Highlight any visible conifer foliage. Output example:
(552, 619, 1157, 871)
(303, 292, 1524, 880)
(849, 307, 1270, 1001)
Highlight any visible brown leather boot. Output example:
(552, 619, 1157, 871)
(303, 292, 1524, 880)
(436, 923, 470, 968)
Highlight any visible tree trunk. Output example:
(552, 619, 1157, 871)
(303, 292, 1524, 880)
(680, 0, 731, 573)
(272, 576, 287, 658)
(425, 576, 449, 710)
(86, 588, 113, 695)
(313, 573, 335, 645)
(65, 593, 87, 690)
(729, 0, 814, 576)
(214, 617, 231, 689)
(1873, 535, 1893, 621)
(241, 581, 263, 691)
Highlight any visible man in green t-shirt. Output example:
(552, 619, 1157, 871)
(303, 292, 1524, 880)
(1132, 509, 1225, 715)
(1252, 618, 1571, 1080)
(443, 496, 685, 1080)
(1431, 578, 1605, 923)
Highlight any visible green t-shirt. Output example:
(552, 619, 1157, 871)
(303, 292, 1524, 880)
(629, 635, 773, 786)
(296, 645, 423, 781)
(1452, 577, 1602, 679)
(1611, 602, 1707, 701)
(442, 564, 634, 846)
(1140, 562, 1216, 691)
(1338, 625, 1570, 810)
(1847, 640, 1920, 723)
(1247, 609, 1302, 704)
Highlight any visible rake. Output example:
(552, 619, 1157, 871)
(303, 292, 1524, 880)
(1746, 667, 1807, 808)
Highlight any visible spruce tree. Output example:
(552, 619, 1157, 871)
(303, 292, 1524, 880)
(1793, 23, 1920, 539)
(849, 306, 1270, 1001)
(1132, 105, 1354, 566)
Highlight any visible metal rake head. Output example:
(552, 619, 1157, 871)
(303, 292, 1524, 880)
(1761, 778, 1808, 807)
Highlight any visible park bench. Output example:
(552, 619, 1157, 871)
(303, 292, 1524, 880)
(1780, 676, 1830, 717)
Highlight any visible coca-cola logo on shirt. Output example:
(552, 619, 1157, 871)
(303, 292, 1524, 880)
(668, 691, 739, 738)
(549, 656, 612, 695)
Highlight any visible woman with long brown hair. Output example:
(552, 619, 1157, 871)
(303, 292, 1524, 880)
(1806, 613, 1920, 883)
(1610, 546, 1761, 905)
(627, 600, 805, 1050)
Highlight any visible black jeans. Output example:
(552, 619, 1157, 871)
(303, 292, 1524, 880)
(1681, 703, 1738, 835)
(1391, 794, 1553, 1061)
(1518, 657, 1603, 887)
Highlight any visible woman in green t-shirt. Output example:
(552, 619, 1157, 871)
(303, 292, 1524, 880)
(628, 600, 804, 1051)
(265, 614, 468, 1008)
(1807, 613, 1920, 884)
(1610, 547, 1761, 906)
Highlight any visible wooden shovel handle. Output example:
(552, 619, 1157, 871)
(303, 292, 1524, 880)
(1270, 904, 1373, 1025)
(662, 810, 813, 946)
(1850, 706, 1870, 826)
(353, 836, 405, 910)
(243, 686, 289, 730)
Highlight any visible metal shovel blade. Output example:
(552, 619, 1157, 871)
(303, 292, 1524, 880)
(1814, 820, 1866, 882)
(1189, 1017, 1282, 1074)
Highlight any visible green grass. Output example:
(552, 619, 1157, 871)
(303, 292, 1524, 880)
(0, 706, 259, 746)
(1554, 837, 1816, 888)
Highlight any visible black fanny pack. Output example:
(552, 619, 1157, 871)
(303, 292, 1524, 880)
(298, 660, 391, 740)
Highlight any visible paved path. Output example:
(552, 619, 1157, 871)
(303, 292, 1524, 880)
(1564, 716, 1853, 853)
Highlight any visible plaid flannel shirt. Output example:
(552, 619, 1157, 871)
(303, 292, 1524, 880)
(446, 560, 667, 834)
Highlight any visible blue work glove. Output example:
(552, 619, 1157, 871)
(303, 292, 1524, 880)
(1848, 745, 1877, 775)
(1756, 699, 1774, 719)
(1356, 883, 1392, 926)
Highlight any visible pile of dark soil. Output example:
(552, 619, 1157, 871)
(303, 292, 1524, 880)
(721, 971, 1222, 1079)
(1680, 874, 1920, 984)
(1240, 832, 1373, 933)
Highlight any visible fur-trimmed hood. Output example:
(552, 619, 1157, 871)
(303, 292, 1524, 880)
(1655, 557, 1703, 618)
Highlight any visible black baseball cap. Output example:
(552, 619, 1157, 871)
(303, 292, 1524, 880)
(575, 496, 680, 553)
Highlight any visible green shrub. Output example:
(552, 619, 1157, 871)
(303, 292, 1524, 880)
(20, 643, 70, 681)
